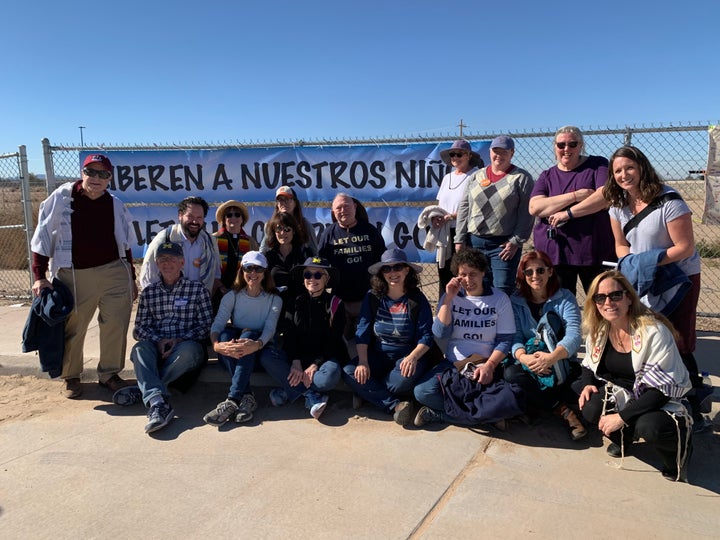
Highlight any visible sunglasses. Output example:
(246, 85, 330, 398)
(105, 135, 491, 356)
(592, 290, 627, 304)
(225, 212, 244, 219)
(556, 141, 579, 150)
(242, 265, 265, 274)
(380, 263, 406, 273)
(82, 168, 112, 179)
(448, 152, 466, 158)
(303, 271, 327, 280)
(523, 267, 548, 277)
(275, 225, 293, 233)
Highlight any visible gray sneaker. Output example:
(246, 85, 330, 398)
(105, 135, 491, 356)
(414, 406, 441, 427)
(393, 401, 414, 426)
(234, 394, 258, 423)
(112, 385, 143, 407)
(203, 399, 239, 426)
(145, 400, 174, 434)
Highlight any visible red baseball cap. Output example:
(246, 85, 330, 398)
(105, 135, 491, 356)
(82, 154, 113, 171)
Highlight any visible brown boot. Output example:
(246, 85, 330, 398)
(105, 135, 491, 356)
(64, 378, 83, 399)
(555, 404, 587, 441)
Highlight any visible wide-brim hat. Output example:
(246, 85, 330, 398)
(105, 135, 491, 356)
(215, 200, 249, 225)
(291, 256, 339, 286)
(439, 139, 482, 168)
(368, 248, 423, 275)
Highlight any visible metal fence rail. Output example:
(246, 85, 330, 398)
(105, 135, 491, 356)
(4, 124, 720, 317)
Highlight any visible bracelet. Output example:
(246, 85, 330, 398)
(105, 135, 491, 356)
(566, 208, 574, 220)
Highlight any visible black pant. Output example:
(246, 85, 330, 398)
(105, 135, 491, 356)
(555, 264, 607, 297)
(504, 362, 580, 412)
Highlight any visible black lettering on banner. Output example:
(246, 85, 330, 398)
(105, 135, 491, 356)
(240, 164, 262, 189)
(167, 165, 204, 191)
(134, 218, 176, 246)
(395, 161, 416, 188)
(148, 165, 166, 191)
(251, 221, 265, 245)
(260, 162, 281, 188)
(311, 162, 328, 188)
(330, 162, 349, 188)
(212, 164, 232, 190)
(395, 160, 451, 189)
(131, 166, 149, 192)
(281, 162, 296, 186)
(349, 161, 368, 189)
(115, 166, 132, 191)
(393, 221, 411, 249)
(369, 161, 386, 188)
(295, 161, 313, 188)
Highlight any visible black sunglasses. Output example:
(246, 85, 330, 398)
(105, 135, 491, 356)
(556, 141, 579, 150)
(225, 212, 244, 219)
(448, 152, 466, 158)
(82, 168, 112, 179)
(592, 290, 626, 304)
(303, 271, 327, 280)
(523, 267, 548, 277)
(242, 265, 265, 274)
(380, 263, 406, 273)
(275, 225, 293, 233)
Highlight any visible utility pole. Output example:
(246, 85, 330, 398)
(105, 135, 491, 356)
(458, 119, 467, 137)
(79, 126, 86, 147)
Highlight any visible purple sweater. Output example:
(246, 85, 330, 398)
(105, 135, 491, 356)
(531, 155, 615, 266)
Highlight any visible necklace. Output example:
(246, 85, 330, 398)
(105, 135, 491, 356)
(610, 328, 629, 353)
(448, 171, 469, 190)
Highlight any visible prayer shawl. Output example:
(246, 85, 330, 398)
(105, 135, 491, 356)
(418, 205, 451, 267)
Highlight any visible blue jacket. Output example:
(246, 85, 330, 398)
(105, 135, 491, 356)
(509, 288, 582, 361)
(22, 278, 74, 378)
(617, 249, 690, 316)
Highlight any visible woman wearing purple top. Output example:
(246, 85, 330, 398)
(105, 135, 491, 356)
(529, 126, 615, 296)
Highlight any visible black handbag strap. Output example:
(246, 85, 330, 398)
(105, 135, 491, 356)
(623, 192, 682, 237)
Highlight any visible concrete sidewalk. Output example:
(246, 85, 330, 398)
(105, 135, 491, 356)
(1, 302, 719, 538)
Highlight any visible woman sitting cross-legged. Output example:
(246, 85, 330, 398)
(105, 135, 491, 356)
(262, 257, 350, 420)
(342, 248, 434, 426)
(413, 248, 522, 429)
(203, 251, 283, 427)
(504, 250, 587, 440)
(576, 270, 692, 481)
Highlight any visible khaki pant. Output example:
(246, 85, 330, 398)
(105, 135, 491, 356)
(57, 259, 133, 381)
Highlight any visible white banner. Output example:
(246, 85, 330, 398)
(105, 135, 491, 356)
(704, 125, 720, 225)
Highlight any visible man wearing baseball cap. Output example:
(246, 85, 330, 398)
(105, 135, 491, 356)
(31, 153, 137, 399)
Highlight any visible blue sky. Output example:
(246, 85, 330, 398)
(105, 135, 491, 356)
(2, 0, 719, 174)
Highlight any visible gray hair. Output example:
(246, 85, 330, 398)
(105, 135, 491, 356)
(554, 125, 585, 155)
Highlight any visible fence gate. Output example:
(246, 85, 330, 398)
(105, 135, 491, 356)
(0, 146, 33, 300)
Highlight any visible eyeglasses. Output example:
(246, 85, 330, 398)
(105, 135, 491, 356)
(556, 141, 579, 150)
(592, 290, 626, 304)
(242, 265, 265, 274)
(225, 212, 243, 219)
(380, 263, 406, 273)
(303, 271, 327, 280)
(82, 168, 112, 179)
(448, 152, 466, 158)
(275, 226, 292, 234)
(523, 267, 548, 277)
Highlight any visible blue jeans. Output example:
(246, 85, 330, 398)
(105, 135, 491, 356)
(261, 354, 342, 401)
(217, 328, 272, 401)
(469, 235, 521, 295)
(342, 350, 427, 414)
(414, 360, 453, 422)
(131, 339, 205, 405)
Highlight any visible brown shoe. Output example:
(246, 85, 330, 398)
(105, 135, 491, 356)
(555, 404, 588, 441)
(64, 378, 83, 399)
(99, 374, 133, 392)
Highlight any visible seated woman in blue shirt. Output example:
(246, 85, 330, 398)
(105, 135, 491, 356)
(342, 248, 434, 426)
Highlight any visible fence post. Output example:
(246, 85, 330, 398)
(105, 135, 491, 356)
(624, 126, 632, 146)
(41, 137, 55, 196)
(19, 145, 34, 290)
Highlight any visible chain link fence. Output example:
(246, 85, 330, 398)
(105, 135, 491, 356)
(4, 124, 719, 316)
(0, 146, 33, 300)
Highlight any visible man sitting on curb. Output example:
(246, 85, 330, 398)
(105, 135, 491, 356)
(114, 241, 213, 434)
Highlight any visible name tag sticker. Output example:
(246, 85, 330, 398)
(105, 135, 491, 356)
(174, 298, 189, 307)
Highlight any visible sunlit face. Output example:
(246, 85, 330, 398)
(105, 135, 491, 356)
(332, 196, 357, 228)
(81, 164, 112, 199)
(274, 224, 294, 245)
(380, 263, 409, 288)
(523, 261, 551, 293)
(611, 156, 640, 195)
(594, 278, 631, 323)
(490, 147, 513, 171)
(554, 132, 583, 170)
(178, 203, 205, 239)
(276, 197, 296, 214)
(223, 207, 245, 234)
(449, 150, 471, 172)
(242, 264, 265, 288)
(457, 264, 484, 296)
(303, 266, 329, 297)
(156, 254, 184, 282)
